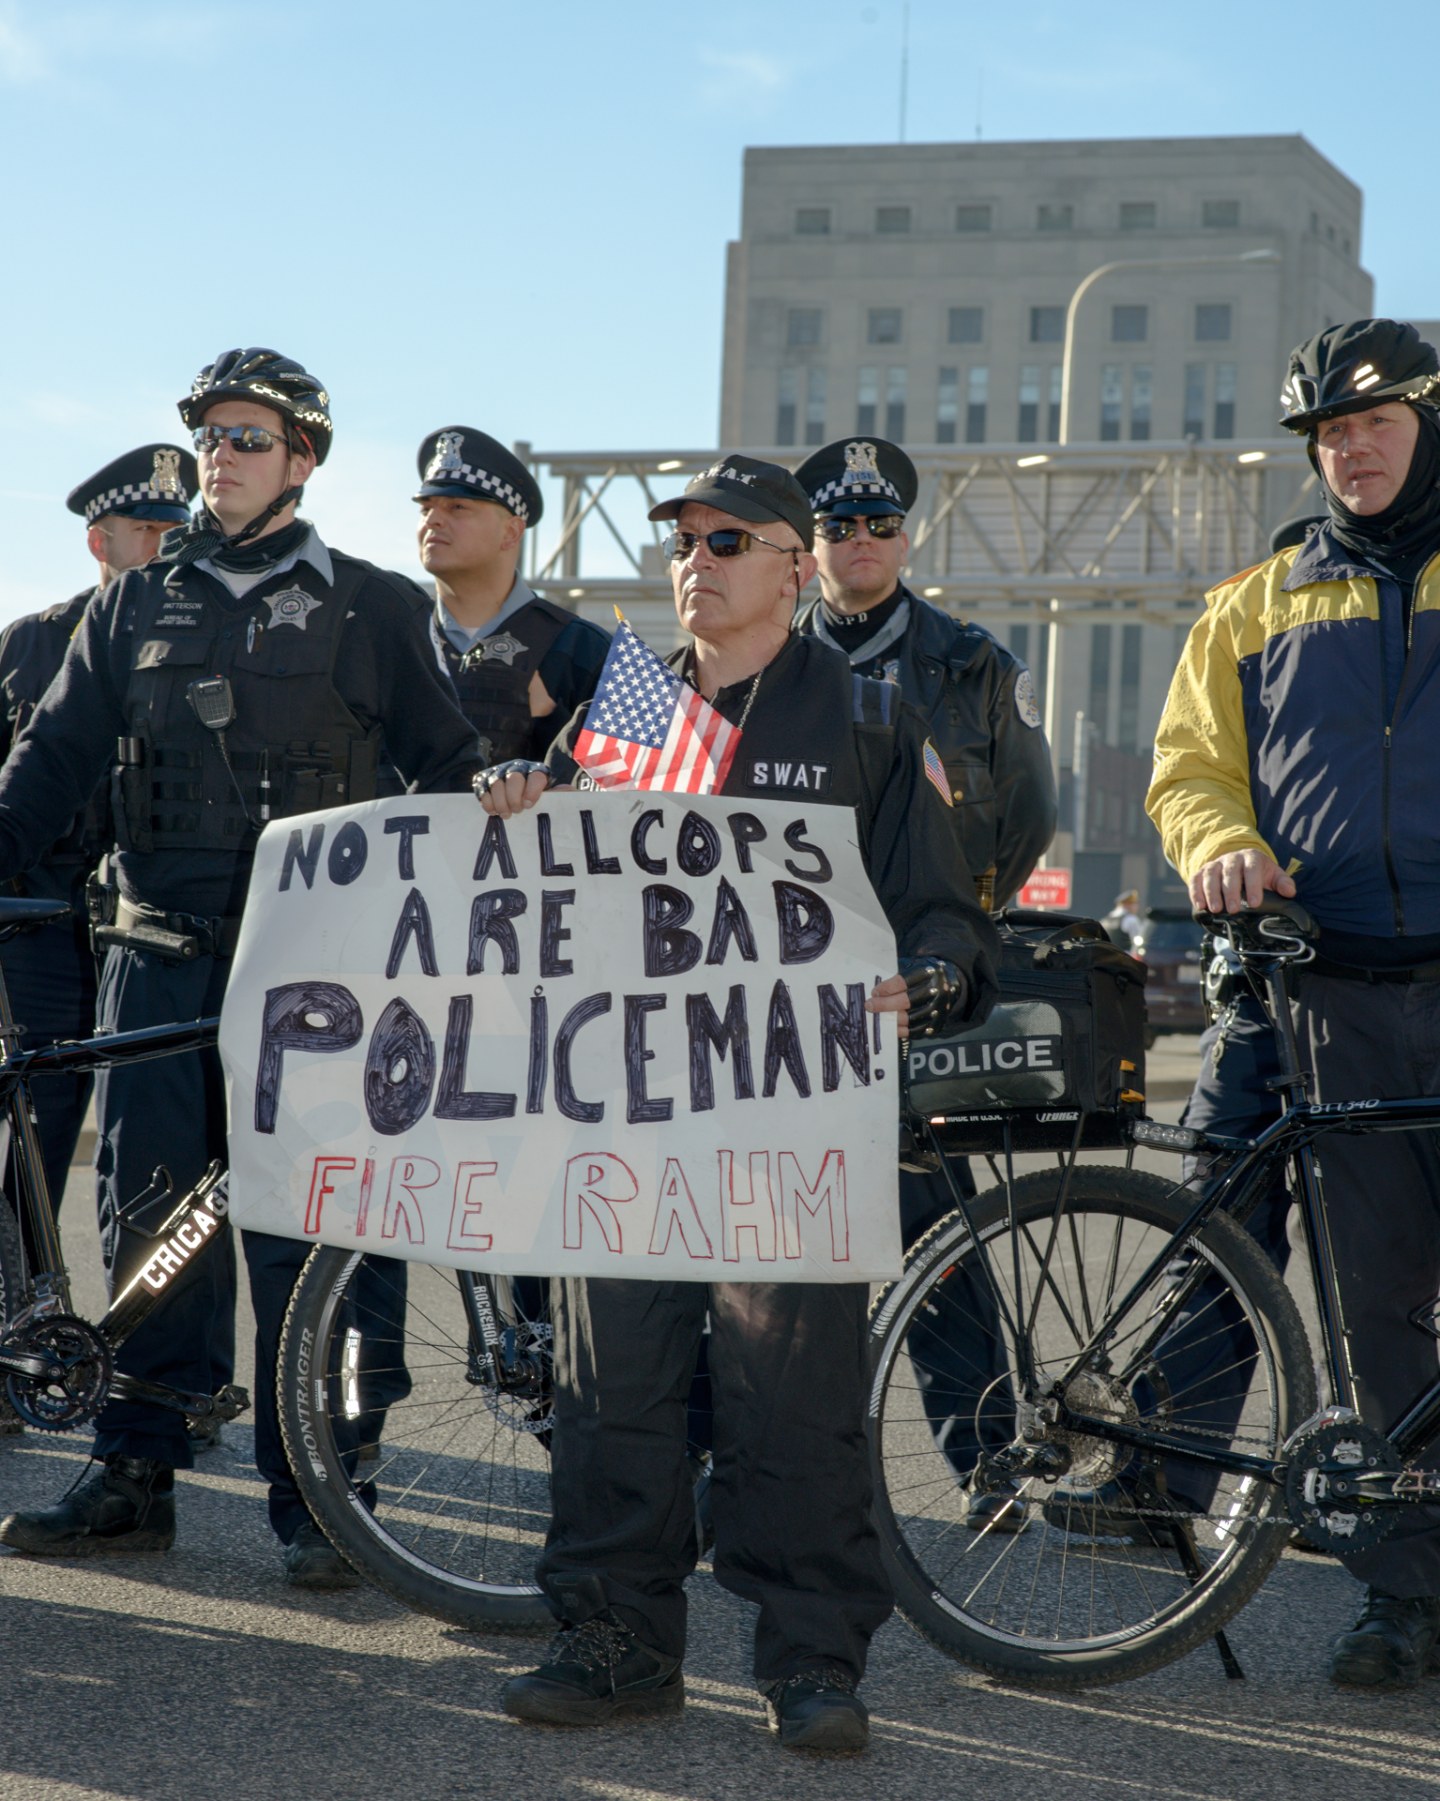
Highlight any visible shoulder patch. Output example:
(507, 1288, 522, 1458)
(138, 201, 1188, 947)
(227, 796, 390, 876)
(922, 737, 953, 806)
(1014, 667, 1042, 729)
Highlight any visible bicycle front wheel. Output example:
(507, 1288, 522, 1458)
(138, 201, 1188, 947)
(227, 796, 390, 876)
(279, 1248, 552, 1629)
(868, 1165, 1315, 1687)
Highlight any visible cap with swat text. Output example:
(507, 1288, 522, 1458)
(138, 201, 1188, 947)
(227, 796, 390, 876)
(647, 454, 814, 550)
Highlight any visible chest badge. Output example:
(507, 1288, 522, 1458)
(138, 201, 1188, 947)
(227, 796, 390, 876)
(463, 632, 526, 668)
(265, 586, 322, 631)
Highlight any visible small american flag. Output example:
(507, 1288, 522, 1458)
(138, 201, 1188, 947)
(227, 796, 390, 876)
(573, 620, 741, 794)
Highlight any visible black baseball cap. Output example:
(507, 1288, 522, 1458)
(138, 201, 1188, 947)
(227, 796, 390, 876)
(647, 454, 814, 550)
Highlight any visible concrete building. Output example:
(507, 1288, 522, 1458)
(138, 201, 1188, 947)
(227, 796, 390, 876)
(717, 134, 1377, 906)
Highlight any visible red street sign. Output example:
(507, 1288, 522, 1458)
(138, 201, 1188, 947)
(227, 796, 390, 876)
(1017, 868, 1073, 909)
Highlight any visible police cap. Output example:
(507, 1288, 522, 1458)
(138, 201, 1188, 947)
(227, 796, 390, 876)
(647, 454, 814, 549)
(65, 444, 198, 526)
(795, 437, 918, 518)
(414, 426, 543, 527)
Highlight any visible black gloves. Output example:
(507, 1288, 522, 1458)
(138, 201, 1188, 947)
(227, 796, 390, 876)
(898, 956, 967, 1037)
(472, 759, 550, 802)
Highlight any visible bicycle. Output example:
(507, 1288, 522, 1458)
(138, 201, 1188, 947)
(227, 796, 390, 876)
(866, 894, 1440, 1688)
(0, 894, 671, 1630)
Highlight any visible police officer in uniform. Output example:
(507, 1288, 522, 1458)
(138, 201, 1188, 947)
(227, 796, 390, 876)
(475, 456, 1000, 1752)
(414, 426, 610, 759)
(0, 446, 197, 1250)
(794, 436, 1057, 1530)
(0, 350, 482, 1584)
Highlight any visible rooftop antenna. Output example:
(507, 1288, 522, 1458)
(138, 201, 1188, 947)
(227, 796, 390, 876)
(898, 0, 909, 142)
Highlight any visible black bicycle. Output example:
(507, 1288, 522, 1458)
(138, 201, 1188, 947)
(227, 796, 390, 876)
(867, 896, 1440, 1687)
(0, 895, 596, 1630)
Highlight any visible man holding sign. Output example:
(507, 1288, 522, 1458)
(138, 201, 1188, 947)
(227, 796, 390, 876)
(475, 456, 998, 1752)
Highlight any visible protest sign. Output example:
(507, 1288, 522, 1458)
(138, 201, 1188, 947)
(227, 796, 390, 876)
(220, 791, 902, 1280)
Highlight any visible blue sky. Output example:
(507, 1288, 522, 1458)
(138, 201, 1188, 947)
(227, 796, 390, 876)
(0, 0, 1434, 624)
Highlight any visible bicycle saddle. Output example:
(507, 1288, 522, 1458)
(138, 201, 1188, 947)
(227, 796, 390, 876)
(0, 896, 71, 941)
(1194, 893, 1316, 955)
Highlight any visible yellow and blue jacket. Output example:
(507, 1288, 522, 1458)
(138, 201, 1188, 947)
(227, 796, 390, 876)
(1147, 525, 1440, 940)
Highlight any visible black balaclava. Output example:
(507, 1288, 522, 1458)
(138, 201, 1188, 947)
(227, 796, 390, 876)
(1319, 404, 1440, 586)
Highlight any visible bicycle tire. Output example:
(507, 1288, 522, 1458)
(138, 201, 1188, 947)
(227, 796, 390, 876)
(868, 1165, 1315, 1688)
(279, 1247, 553, 1630)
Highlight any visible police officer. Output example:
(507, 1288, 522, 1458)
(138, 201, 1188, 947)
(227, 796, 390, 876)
(414, 426, 610, 759)
(476, 455, 1000, 1752)
(794, 436, 1058, 1531)
(0, 349, 482, 1585)
(1149, 320, 1440, 1685)
(0, 446, 197, 1247)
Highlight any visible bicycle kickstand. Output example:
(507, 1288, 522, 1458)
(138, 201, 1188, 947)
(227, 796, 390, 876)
(1171, 1520, 1245, 1679)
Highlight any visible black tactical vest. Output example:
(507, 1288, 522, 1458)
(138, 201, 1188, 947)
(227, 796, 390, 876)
(436, 594, 573, 763)
(112, 559, 381, 854)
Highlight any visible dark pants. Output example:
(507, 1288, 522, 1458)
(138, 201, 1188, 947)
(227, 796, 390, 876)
(539, 1276, 892, 1684)
(1293, 972, 1440, 1598)
(897, 1159, 1020, 1478)
(0, 915, 96, 1256)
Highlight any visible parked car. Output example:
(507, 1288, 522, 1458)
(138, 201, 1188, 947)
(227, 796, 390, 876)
(1130, 907, 1207, 1046)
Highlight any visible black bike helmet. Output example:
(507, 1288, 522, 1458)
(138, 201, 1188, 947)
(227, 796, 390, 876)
(178, 348, 333, 464)
(1279, 319, 1439, 435)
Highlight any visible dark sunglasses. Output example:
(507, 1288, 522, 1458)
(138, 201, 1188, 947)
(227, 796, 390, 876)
(193, 423, 290, 454)
(663, 528, 792, 561)
(814, 514, 905, 543)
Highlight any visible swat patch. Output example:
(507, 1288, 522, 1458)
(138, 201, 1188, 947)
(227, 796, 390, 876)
(265, 586, 322, 631)
(1014, 667, 1042, 729)
(745, 759, 832, 794)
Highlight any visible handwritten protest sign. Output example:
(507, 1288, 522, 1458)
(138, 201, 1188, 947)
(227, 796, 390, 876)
(220, 792, 902, 1280)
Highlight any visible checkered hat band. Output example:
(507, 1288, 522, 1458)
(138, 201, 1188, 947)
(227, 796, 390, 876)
(84, 481, 186, 524)
(435, 461, 530, 522)
(810, 474, 903, 508)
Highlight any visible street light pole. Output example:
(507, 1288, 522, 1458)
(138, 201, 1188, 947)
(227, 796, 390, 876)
(1042, 246, 1281, 807)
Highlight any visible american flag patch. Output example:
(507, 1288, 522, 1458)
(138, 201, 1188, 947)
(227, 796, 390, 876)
(923, 738, 953, 807)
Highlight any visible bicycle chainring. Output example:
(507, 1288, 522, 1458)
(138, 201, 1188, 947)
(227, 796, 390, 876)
(1283, 1418, 1400, 1554)
(2, 1314, 113, 1431)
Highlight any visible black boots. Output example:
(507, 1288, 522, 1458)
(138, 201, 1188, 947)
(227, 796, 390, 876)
(0, 1455, 175, 1556)
(503, 1617, 685, 1724)
(1330, 1588, 1440, 1686)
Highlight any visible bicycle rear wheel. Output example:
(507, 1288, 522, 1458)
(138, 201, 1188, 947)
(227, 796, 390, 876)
(0, 1192, 26, 1327)
(868, 1165, 1315, 1687)
(279, 1248, 552, 1629)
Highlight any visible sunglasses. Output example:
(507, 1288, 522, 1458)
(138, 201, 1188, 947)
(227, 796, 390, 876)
(193, 423, 290, 454)
(663, 528, 793, 561)
(814, 514, 905, 543)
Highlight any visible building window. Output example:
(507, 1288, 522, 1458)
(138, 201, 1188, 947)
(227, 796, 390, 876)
(776, 368, 798, 447)
(955, 202, 992, 232)
(1047, 366, 1062, 441)
(1183, 363, 1206, 439)
(1119, 201, 1156, 230)
(1100, 364, 1124, 442)
(1030, 305, 1064, 344)
(948, 305, 984, 344)
(1088, 624, 1112, 738)
(1310, 210, 1320, 234)
(1195, 303, 1232, 342)
(1118, 624, 1142, 752)
(885, 367, 907, 440)
(1036, 202, 1074, 231)
(856, 367, 878, 435)
(787, 307, 823, 348)
(1202, 198, 1240, 229)
(867, 307, 903, 346)
(804, 367, 826, 446)
(794, 207, 831, 236)
(1112, 304, 1148, 343)
(1130, 366, 1152, 441)
(1017, 365, 1040, 443)
(936, 367, 959, 443)
(876, 205, 911, 234)
(1214, 363, 1237, 439)
(966, 367, 989, 444)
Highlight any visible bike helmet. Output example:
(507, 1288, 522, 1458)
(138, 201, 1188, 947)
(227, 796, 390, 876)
(1279, 319, 1439, 435)
(178, 348, 333, 464)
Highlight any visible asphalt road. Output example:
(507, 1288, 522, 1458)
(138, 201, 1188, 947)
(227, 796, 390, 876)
(3, 1034, 1439, 1801)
